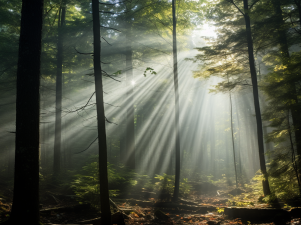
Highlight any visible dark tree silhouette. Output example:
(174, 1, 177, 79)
(91, 0, 112, 223)
(1, 0, 43, 224)
(54, 1, 66, 177)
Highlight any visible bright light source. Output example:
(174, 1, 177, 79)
(131, 80, 136, 86)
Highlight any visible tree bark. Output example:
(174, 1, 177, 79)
(6, 0, 43, 224)
(91, 0, 112, 223)
(229, 91, 238, 188)
(125, 21, 136, 169)
(172, 0, 181, 202)
(54, 2, 66, 177)
(243, 0, 271, 196)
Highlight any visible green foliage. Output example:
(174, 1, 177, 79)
(71, 160, 121, 207)
(153, 173, 191, 197)
(143, 67, 157, 77)
(226, 197, 255, 207)
(71, 156, 153, 206)
(247, 169, 300, 202)
(113, 70, 122, 75)
(72, 160, 191, 205)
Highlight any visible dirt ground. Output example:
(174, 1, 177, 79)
(1, 187, 301, 225)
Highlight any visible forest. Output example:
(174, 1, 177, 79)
(0, 0, 301, 224)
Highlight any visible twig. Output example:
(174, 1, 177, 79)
(99, 0, 127, 5)
(102, 36, 112, 45)
(74, 47, 93, 55)
(105, 117, 118, 125)
(100, 25, 121, 32)
(64, 92, 95, 113)
(104, 102, 120, 107)
(75, 136, 98, 154)
(102, 70, 121, 82)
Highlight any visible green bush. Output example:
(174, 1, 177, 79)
(246, 168, 300, 203)
(154, 173, 191, 197)
(71, 157, 152, 206)
(71, 160, 121, 207)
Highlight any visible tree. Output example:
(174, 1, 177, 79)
(124, 1, 136, 170)
(54, 0, 67, 177)
(172, 0, 181, 201)
(271, 0, 301, 163)
(228, 75, 238, 188)
(240, 0, 271, 196)
(255, 0, 301, 194)
(1, 0, 43, 224)
(193, 0, 271, 196)
(91, 0, 112, 223)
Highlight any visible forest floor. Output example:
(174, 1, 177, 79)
(0, 183, 301, 225)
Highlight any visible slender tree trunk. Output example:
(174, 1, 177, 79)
(172, 0, 181, 202)
(287, 111, 301, 194)
(6, 0, 43, 224)
(120, 117, 126, 163)
(210, 119, 216, 176)
(54, 2, 66, 177)
(125, 22, 136, 169)
(235, 98, 244, 185)
(91, 0, 112, 223)
(229, 91, 238, 188)
(243, 0, 271, 196)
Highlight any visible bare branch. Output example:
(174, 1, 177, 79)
(102, 70, 121, 82)
(104, 102, 120, 107)
(74, 47, 93, 55)
(100, 25, 121, 32)
(75, 136, 98, 154)
(99, 0, 127, 5)
(105, 117, 118, 125)
(102, 36, 112, 45)
(99, 10, 119, 14)
(64, 92, 95, 113)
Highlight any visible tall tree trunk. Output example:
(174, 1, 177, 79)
(91, 0, 112, 223)
(172, 0, 181, 202)
(243, 0, 271, 196)
(125, 20, 136, 169)
(272, 0, 301, 163)
(54, 2, 66, 177)
(6, 0, 43, 224)
(120, 117, 126, 163)
(229, 91, 238, 188)
(287, 111, 301, 194)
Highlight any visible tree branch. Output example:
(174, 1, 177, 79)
(249, 0, 260, 9)
(100, 25, 121, 32)
(102, 70, 121, 82)
(75, 136, 98, 154)
(105, 116, 118, 125)
(102, 36, 112, 45)
(225, 0, 244, 15)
